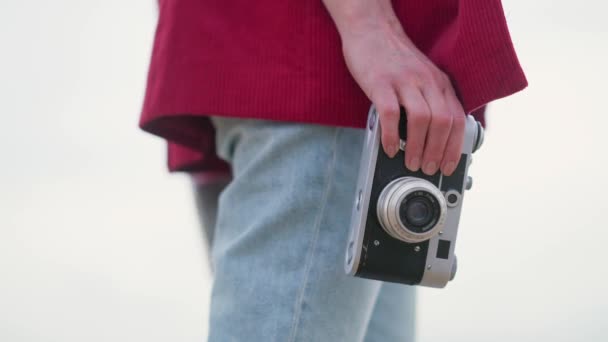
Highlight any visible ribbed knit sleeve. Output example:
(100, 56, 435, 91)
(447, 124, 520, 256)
(140, 0, 526, 172)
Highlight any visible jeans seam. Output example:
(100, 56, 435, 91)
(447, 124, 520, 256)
(287, 128, 341, 342)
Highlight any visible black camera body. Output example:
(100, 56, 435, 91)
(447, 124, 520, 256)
(345, 106, 484, 288)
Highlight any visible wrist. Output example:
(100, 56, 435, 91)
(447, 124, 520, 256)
(340, 19, 416, 57)
(325, 1, 413, 48)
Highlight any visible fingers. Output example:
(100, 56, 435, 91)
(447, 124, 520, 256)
(439, 93, 466, 175)
(396, 74, 465, 176)
(420, 86, 452, 175)
(370, 70, 465, 177)
(398, 86, 430, 172)
(372, 84, 401, 158)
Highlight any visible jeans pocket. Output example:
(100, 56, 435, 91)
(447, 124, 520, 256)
(209, 116, 245, 164)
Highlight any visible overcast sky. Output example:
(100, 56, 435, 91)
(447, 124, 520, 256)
(1, 1, 607, 341)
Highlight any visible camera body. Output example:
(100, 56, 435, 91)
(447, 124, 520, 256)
(345, 105, 484, 288)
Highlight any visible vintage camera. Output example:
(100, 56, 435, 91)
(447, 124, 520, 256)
(345, 105, 484, 288)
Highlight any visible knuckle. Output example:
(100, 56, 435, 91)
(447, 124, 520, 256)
(432, 70, 451, 88)
(452, 115, 466, 130)
(371, 96, 397, 117)
(432, 114, 452, 130)
(408, 110, 431, 126)
(374, 101, 398, 118)
(439, 72, 451, 86)
(370, 74, 392, 88)
(410, 71, 430, 88)
(380, 107, 400, 122)
(453, 110, 466, 121)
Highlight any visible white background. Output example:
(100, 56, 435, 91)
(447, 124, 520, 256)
(1, 1, 606, 341)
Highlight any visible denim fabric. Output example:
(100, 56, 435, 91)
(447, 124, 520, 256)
(204, 117, 416, 342)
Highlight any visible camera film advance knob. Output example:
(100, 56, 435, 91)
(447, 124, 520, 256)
(473, 121, 485, 152)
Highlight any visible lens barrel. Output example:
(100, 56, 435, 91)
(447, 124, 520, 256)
(377, 177, 447, 243)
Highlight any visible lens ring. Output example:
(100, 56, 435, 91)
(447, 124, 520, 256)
(376, 177, 447, 243)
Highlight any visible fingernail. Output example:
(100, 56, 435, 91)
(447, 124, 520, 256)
(423, 161, 437, 175)
(393, 145, 401, 157)
(384, 146, 397, 158)
(443, 161, 456, 175)
(408, 157, 421, 171)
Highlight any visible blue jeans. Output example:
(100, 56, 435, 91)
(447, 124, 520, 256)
(198, 117, 416, 341)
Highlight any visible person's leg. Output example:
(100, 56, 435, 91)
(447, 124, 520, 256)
(207, 117, 386, 341)
(192, 175, 230, 264)
(363, 282, 416, 342)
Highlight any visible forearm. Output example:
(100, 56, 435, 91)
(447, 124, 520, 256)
(322, 0, 466, 177)
(322, 0, 410, 44)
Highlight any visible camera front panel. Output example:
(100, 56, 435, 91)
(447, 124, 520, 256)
(346, 106, 478, 287)
(355, 144, 440, 284)
(357, 149, 470, 285)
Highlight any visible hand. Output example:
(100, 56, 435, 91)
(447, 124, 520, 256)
(340, 22, 466, 176)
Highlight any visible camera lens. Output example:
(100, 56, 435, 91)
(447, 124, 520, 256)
(376, 177, 447, 243)
(399, 192, 439, 233)
(400, 196, 433, 231)
(404, 198, 431, 226)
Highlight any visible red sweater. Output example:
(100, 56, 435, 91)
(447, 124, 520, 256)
(140, 0, 527, 172)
